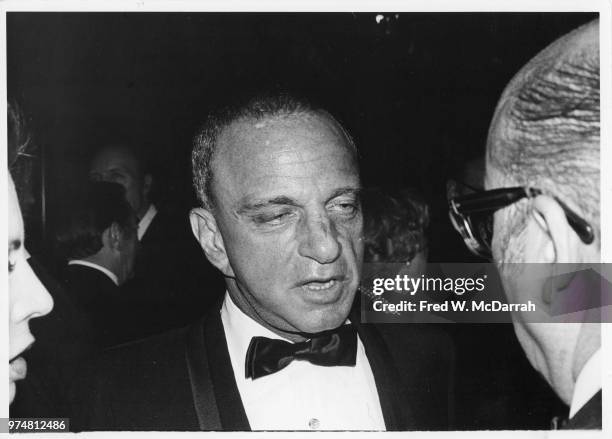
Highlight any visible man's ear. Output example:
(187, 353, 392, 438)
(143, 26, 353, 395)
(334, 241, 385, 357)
(104, 222, 123, 252)
(143, 173, 153, 198)
(190, 207, 234, 277)
(525, 195, 580, 264)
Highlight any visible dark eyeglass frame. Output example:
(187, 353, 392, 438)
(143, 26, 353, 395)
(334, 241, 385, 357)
(448, 186, 594, 260)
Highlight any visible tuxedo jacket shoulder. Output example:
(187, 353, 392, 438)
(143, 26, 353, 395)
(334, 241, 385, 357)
(374, 323, 455, 429)
(63, 264, 143, 347)
(63, 264, 118, 311)
(70, 325, 200, 431)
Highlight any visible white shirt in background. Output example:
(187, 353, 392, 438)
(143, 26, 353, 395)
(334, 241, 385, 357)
(68, 259, 119, 286)
(137, 204, 158, 240)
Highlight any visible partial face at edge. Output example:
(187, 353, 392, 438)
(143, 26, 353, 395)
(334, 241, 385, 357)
(210, 112, 363, 334)
(485, 108, 584, 406)
(8, 175, 54, 404)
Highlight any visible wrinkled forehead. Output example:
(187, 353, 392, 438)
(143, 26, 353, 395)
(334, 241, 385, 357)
(219, 111, 356, 174)
(225, 111, 353, 153)
(497, 19, 598, 106)
(210, 111, 359, 207)
(485, 20, 599, 187)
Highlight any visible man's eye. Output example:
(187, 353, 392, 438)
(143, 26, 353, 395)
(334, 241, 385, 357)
(254, 211, 294, 225)
(330, 202, 358, 216)
(267, 212, 292, 224)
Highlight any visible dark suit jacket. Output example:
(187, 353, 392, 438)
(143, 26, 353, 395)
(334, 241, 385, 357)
(564, 390, 602, 430)
(63, 264, 136, 348)
(121, 207, 225, 336)
(70, 298, 454, 431)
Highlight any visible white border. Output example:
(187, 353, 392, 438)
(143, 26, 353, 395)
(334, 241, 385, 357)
(0, 0, 609, 12)
(1, 2, 610, 438)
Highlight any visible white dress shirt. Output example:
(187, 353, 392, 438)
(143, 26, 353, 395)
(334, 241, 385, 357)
(220, 293, 386, 431)
(569, 349, 601, 419)
(137, 204, 158, 240)
(68, 259, 119, 286)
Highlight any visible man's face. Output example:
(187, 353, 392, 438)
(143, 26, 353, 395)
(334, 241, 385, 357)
(89, 146, 150, 218)
(210, 112, 363, 334)
(487, 164, 580, 403)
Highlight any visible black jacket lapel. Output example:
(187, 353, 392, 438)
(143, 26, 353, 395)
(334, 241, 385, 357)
(204, 306, 251, 430)
(352, 314, 414, 430)
(185, 319, 222, 430)
(185, 300, 251, 431)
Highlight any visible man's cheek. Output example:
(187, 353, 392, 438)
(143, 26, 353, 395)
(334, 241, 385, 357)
(337, 223, 364, 257)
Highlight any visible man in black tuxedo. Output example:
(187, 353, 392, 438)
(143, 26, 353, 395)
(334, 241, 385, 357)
(449, 20, 600, 429)
(57, 182, 139, 347)
(71, 94, 454, 431)
(89, 142, 223, 335)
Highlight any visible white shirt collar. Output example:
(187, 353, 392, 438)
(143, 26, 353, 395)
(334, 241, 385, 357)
(137, 204, 158, 240)
(219, 292, 385, 431)
(68, 259, 119, 286)
(569, 348, 601, 419)
(221, 292, 292, 379)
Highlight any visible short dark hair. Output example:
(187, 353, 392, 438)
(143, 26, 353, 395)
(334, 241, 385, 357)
(191, 92, 358, 210)
(362, 188, 429, 263)
(487, 20, 600, 254)
(56, 182, 134, 260)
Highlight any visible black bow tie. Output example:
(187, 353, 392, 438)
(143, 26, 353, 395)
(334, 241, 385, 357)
(245, 324, 358, 379)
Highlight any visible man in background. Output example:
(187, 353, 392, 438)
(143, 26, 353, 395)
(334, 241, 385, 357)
(89, 142, 223, 336)
(56, 181, 138, 347)
(450, 19, 600, 429)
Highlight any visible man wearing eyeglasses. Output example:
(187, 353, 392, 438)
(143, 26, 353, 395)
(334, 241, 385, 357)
(449, 20, 600, 429)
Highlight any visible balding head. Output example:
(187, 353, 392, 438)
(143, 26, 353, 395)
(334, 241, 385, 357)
(191, 93, 358, 211)
(485, 20, 600, 407)
(486, 20, 600, 259)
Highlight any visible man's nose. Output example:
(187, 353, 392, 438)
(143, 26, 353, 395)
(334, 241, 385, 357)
(298, 214, 341, 264)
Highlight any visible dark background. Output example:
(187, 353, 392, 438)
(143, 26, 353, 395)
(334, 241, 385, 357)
(8, 12, 597, 262)
(8, 12, 597, 429)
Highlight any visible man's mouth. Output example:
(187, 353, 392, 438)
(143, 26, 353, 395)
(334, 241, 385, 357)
(299, 275, 347, 292)
(303, 279, 337, 291)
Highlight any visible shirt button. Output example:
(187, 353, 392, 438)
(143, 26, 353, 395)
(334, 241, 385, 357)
(308, 418, 320, 430)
